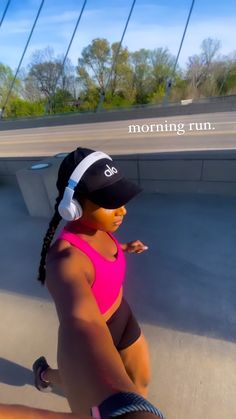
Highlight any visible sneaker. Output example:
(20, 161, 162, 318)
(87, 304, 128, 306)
(32, 356, 52, 392)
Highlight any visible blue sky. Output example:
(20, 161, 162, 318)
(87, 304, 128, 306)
(0, 0, 235, 72)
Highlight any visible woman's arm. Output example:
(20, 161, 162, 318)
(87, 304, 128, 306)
(0, 404, 82, 419)
(0, 405, 162, 419)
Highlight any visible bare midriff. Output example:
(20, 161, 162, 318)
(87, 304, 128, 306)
(102, 286, 123, 322)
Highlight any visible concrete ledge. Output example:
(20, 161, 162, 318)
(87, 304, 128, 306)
(202, 160, 236, 181)
(13, 150, 236, 217)
(16, 156, 62, 217)
(139, 160, 202, 180)
(141, 179, 236, 195)
(0, 157, 44, 185)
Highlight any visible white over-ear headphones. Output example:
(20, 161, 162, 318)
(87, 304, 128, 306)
(58, 151, 112, 221)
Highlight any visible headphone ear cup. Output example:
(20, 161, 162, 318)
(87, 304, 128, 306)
(70, 199, 83, 220)
(58, 187, 83, 221)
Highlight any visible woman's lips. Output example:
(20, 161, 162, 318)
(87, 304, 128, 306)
(113, 219, 123, 226)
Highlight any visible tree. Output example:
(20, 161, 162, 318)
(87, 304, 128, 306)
(150, 48, 175, 84)
(77, 38, 111, 95)
(129, 47, 177, 104)
(216, 55, 236, 95)
(148, 47, 176, 102)
(0, 63, 21, 106)
(27, 47, 63, 99)
(186, 54, 205, 96)
(77, 38, 135, 108)
(186, 38, 222, 98)
(25, 47, 77, 112)
(201, 38, 221, 68)
(109, 42, 134, 101)
(129, 49, 152, 103)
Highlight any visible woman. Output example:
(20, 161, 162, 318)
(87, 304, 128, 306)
(33, 147, 151, 414)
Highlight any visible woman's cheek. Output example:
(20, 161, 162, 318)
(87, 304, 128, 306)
(92, 209, 114, 227)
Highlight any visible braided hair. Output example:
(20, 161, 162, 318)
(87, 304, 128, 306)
(37, 147, 94, 285)
(37, 196, 62, 284)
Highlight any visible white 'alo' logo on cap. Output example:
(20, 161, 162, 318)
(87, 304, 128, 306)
(104, 164, 118, 177)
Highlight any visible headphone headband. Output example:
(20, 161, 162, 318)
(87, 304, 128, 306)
(68, 151, 112, 190)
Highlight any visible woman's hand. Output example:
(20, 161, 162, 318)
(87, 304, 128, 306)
(121, 240, 148, 254)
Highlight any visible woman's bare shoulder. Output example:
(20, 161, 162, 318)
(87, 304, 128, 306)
(46, 239, 94, 287)
(47, 237, 73, 261)
(45, 239, 97, 321)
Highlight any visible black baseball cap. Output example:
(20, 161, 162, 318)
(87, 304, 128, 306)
(57, 148, 142, 209)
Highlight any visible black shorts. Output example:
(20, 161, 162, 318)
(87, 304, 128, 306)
(106, 298, 141, 351)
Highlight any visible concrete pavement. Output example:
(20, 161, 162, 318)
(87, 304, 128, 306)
(1, 183, 236, 418)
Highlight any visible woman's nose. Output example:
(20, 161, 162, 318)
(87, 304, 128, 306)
(116, 206, 127, 216)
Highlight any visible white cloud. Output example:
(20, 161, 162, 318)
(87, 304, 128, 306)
(1, 6, 235, 71)
(0, 19, 33, 35)
(66, 16, 236, 69)
(39, 11, 79, 25)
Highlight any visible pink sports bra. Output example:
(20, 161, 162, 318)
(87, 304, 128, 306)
(58, 229, 126, 314)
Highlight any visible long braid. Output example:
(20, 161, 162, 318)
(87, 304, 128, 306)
(37, 197, 62, 285)
(37, 148, 94, 285)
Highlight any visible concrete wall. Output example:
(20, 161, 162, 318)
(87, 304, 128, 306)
(12, 150, 236, 217)
(0, 95, 235, 131)
(0, 157, 44, 186)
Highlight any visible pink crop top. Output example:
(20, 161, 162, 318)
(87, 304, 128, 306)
(58, 229, 126, 314)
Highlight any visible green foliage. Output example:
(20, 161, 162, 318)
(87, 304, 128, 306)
(51, 89, 75, 113)
(5, 97, 44, 118)
(78, 87, 100, 111)
(77, 38, 111, 92)
(0, 63, 21, 105)
(1, 38, 236, 118)
(170, 78, 189, 101)
(130, 49, 152, 104)
(103, 91, 134, 109)
(148, 84, 166, 104)
(221, 66, 236, 94)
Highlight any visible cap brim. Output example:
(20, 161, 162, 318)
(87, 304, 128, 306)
(88, 178, 142, 209)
